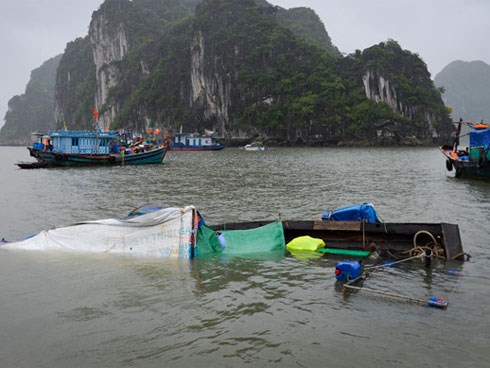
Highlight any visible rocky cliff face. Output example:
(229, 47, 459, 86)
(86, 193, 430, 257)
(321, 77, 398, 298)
(362, 69, 438, 135)
(0, 55, 61, 145)
(363, 70, 398, 109)
(89, 7, 130, 130)
(54, 36, 97, 130)
(53, 0, 201, 131)
(55, 0, 344, 137)
(190, 31, 231, 134)
(435, 60, 490, 123)
(354, 40, 448, 140)
(4, 0, 449, 146)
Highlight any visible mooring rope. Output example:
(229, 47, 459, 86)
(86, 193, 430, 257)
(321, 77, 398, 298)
(450, 251, 472, 260)
(363, 251, 426, 272)
(380, 230, 445, 261)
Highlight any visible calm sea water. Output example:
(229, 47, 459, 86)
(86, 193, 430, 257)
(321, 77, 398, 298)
(1, 146, 489, 367)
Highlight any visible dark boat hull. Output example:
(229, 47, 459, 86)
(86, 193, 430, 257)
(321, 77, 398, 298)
(28, 146, 167, 167)
(441, 146, 490, 178)
(170, 145, 225, 151)
(16, 161, 49, 169)
(210, 220, 465, 261)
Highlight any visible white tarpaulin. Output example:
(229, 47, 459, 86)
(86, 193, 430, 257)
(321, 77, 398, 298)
(5, 206, 196, 258)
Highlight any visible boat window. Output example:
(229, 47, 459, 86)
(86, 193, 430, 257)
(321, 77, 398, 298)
(72, 137, 79, 146)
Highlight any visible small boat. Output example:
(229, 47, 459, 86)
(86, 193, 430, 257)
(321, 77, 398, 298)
(170, 131, 225, 151)
(441, 120, 490, 178)
(20, 130, 168, 168)
(2, 203, 466, 261)
(240, 142, 266, 151)
(15, 161, 49, 169)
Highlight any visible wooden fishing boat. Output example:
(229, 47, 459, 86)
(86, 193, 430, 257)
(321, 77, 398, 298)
(2, 203, 466, 262)
(30, 145, 167, 167)
(441, 120, 490, 178)
(15, 161, 49, 169)
(19, 130, 168, 168)
(209, 219, 465, 261)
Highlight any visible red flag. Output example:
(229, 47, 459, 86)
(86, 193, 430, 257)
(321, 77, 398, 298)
(92, 108, 99, 120)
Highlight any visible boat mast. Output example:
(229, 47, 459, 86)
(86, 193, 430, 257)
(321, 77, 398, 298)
(92, 108, 101, 155)
(453, 118, 462, 152)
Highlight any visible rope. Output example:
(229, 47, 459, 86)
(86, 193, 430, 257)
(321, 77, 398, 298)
(413, 230, 437, 246)
(446, 271, 464, 299)
(455, 131, 471, 139)
(390, 230, 446, 260)
(364, 251, 426, 272)
(343, 282, 448, 309)
(450, 251, 471, 260)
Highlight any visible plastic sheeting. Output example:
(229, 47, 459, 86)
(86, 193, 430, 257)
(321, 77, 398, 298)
(322, 203, 380, 223)
(196, 222, 285, 257)
(286, 236, 325, 252)
(470, 128, 490, 149)
(4, 206, 196, 258)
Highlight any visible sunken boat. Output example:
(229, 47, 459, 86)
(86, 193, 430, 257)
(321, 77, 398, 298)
(209, 203, 465, 261)
(1, 203, 466, 262)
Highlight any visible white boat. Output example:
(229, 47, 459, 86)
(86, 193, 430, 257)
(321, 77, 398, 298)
(241, 143, 266, 151)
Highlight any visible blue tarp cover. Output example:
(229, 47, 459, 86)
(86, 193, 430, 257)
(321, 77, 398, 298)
(322, 203, 380, 223)
(470, 129, 490, 148)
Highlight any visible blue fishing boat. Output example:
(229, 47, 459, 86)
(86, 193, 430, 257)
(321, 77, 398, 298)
(441, 120, 490, 178)
(19, 130, 168, 168)
(170, 131, 225, 151)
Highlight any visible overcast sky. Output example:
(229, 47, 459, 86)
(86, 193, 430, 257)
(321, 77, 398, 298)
(1, 0, 489, 128)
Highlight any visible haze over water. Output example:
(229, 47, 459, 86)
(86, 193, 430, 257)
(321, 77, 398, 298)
(1, 146, 489, 367)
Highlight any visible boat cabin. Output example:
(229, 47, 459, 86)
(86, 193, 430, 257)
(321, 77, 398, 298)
(468, 126, 490, 162)
(30, 133, 49, 151)
(171, 132, 223, 149)
(48, 130, 119, 154)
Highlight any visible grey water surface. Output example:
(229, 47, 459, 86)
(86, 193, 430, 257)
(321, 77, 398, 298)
(1, 146, 489, 367)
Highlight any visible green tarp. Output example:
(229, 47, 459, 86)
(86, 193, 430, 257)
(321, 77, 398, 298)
(196, 222, 285, 257)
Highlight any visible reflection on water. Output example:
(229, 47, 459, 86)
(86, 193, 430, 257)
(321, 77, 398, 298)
(1, 146, 489, 367)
